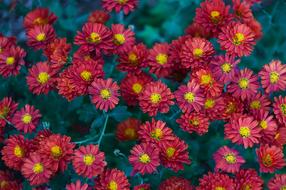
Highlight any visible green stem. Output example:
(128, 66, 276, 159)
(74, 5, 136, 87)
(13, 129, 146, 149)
(98, 113, 109, 147)
(0, 115, 15, 128)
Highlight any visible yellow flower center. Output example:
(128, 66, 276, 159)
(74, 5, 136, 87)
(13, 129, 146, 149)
(132, 83, 143, 94)
(221, 63, 232, 73)
(51, 145, 62, 158)
(184, 92, 195, 103)
(33, 17, 48, 25)
(83, 154, 95, 166)
(37, 72, 50, 84)
(250, 100, 261, 110)
(114, 34, 125, 45)
(22, 113, 32, 124)
(100, 89, 111, 100)
(128, 52, 138, 64)
(205, 98, 215, 109)
(33, 163, 44, 174)
(210, 11, 220, 24)
(190, 118, 200, 126)
(124, 128, 136, 138)
(14, 145, 24, 158)
(200, 74, 212, 85)
(233, 32, 245, 45)
(117, 0, 128, 4)
(139, 153, 150, 164)
(281, 186, 286, 190)
(243, 184, 251, 190)
(226, 102, 236, 114)
(151, 128, 163, 140)
(238, 78, 249, 89)
(89, 32, 101, 43)
(80, 70, 92, 82)
(108, 180, 118, 190)
(215, 187, 225, 190)
(270, 71, 280, 84)
(262, 154, 273, 167)
(193, 48, 204, 57)
(224, 153, 236, 164)
(156, 53, 168, 65)
(36, 33, 46, 42)
(166, 147, 176, 158)
(239, 126, 251, 138)
(0, 106, 9, 118)
(150, 93, 161, 104)
(281, 104, 286, 115)
(0, 180, 8, 188)
(260, 120, 268, 129)
(6, 56, 15, 65)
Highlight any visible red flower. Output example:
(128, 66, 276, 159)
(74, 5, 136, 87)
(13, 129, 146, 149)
(56, 69, 78, 101)
(0, 97, 18, 127)
(88, 10, 110, 24)
(271, 127, 286, 147)
(72, 145, 106, 178)
(169, 36, 190, 71)
(197, 172, 235, 190)
(245, 18, 262, 39)
(185, 22, 210, 38)
(66, 180, 89, 190)
(159, 137, 191, 172)
(0, 35, 16, 54)
(247, 92, 271, 115)
(134, 184, 151, 190)
(23, 8, 57, 29)
(111, 24, 135, 54)
(129, 143, 160, 175)
(220, 94, 244, 120)
(225, 114, 261, 148)
(89, 78, 120, 111)
(138, 81, 174, 116)
(116, 118, 140, 141)
(159, 176, 193, 190)
(234, 169, 263, 190)
(11, 104, 41, 133)
(202, 96, 224, 120)
(73, 46, 103, 64)
(218, 22, 255, 57)
(0, 170, 22, 190)
(232, 0, 254, 22)
(26, 62, 57, 95)
(268, 174, 286, 190)
(31, 129, 53, 150)
(102, 0, 138, 15)
(256, 144, 286, 173)
(273, 96, 286, 125)
(26, 24, 56, 50)
(74, 23, 112, 54)
(0, 46, 26, 77)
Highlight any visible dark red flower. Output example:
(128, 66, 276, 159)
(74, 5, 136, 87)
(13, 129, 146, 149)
(88, 10, 110, 24)
(102, 0, 138, 15)
(159, 176, 193, 190)
(23, 8, 57, 29)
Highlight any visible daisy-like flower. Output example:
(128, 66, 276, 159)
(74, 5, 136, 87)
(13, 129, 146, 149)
(268, 174, 286, 190)
(220, 94, 244, 120)
(26, 24, 56, 50)
(38, 134, 75, 172)
(0, 97, 18, 127)
(88, 10, 110, 24)
(202, 96, 224, 120)
(169, 36, 190, 70)
(159, 177, 193, 190)
(213, 146, 245, 173)
(218, 22, 255, 57)
(1, 135, 30, 171)
(31, 129, 52, 150)
(21, 153, 53, 186)
(0, 35, 16, 54)
(111, 24, 135, 54)
(159, 137, 191, 172)
(129, 143, 160, 175)
(247, 92, 271, 115)
(256, 144, 285, 173)
(273, 96, 286, 125)
(259, 60, 286, 93)
(134, 184, 151, 190)
(23, 8, 57, 29)
(271, 127, 286, 147)
(232, 0, 254, 22)
(94, 168, 130, 190)
(225, 114, 261, 148)
(116, 118, 140, 141)
(72, 144, 106, 178)
(74, 23, 112, 54)
(89, 78, 120, 111)
(210, 54, 239, 83)
(196, 172, 235, 190)
(148, 43, 173, 78)
(0, 171, 22, 190)
(0, 46, 26, 77)
(73, 46, 103, 64)
(174, 79, 204, 113)
(26, 62, 57, 95)
(117, 43, 149, 74)
(102, 0, 138, 15)
(138, 81, 174, 116)
(120, 73, 153, 106)
(56, 69, 78, 101)
(245, 18, 263, 39)
(176, 112, 209, 136)
(11, 104, 41, 133)
(66, 180, 89, 190)
(234, 169, 263, 190)
(138, 119, 174, 146)
(185, 22, 210, 38)
(227, 68, 259, 101)
(180, 37, 215, 69)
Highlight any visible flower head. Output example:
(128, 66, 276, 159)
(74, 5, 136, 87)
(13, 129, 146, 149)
(273, 96, 286, 125)
(102, 0, 138, 15)
(0, 97, 18, 127)
(116, 118, 140, 141)
(159, 177, 193, 190)
(23, 8, 57, 28)
(268, 174, 286, 190)
(197, 172, 235, 190)
(177, 112, 209, 135)
(111, 24, 135, 54)
(88, 10, 110, 24)
(66, 180, 89, 190)
(234, 169, 263, 190)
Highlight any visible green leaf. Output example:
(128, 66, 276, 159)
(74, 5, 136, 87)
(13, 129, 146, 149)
(110, 106, 131, 122)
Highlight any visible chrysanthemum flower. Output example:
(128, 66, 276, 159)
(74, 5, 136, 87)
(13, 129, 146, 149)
(0, 35, 16, 54)
(102, 0, 138, 15)
(0, 46, 26, 77)
(227, 68, 259, 101)
(159, 137, 191, 172)
(21, 153, 53, 186)
(56, 69, 78, 101)
(196, 172, 235, 190)
(225, 114, 261, 148)
(0, 171, 22, 190)
(185, 22, 210, 38)
(202, 96, 224, 120)
(134, 184, 151, 190)
(176, 112, 209, 136)
(259, 60, 286, 93)
(26, 24, 56, 50)
(66, 180, 89, 190)
(74, 23, 112, 54)
(117, 43, 149, 74)
(271, 127, 286, 147)
(220, 94, 244, 120)
(169, 36, 190, 70)
(89, 78, 120, 111)
(174, 80, 204, 113)
(72, 144, 106, 178)
(73, 46, 103, 64)
(256, 144, 285, 173)
(218, 22, 255, 57)
(31, 129, 53, 150)
(213, 146, 245, 173)
(11, 104, 41, 133)
(1, 135, 30, 171)
(180, 37, 215, 69)
(23, 8, 57, 29)
(247, 92, 271, 115)
(0, 97, 18, 127)
(26, 62, 57, 95)
(111, 24, 135, 54)
(94, 168, 130, 190)
(268, 174, 286, 190)
(116, 118, 140, 141)
(273, 96, 286, 125)
(245, 18, 263, 39)
(234, 169, 263, 190)
(120, 73, 153, 106)
(138, 81, 174, 116)
(232, 0, 254, 22)
(88, 10, 110, 24)
(129, 143, 160, 175)
(159, 176, 193, 190)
